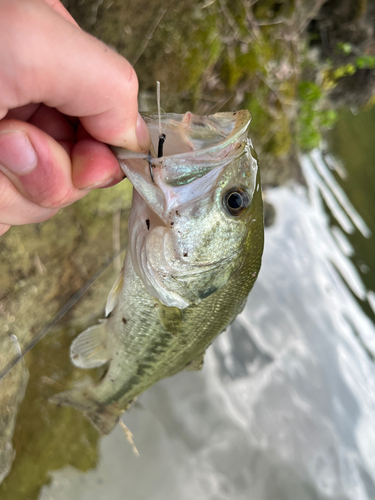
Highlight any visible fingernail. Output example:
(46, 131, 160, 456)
(0, 131, 38, 175)
(136, 114, 151, 152)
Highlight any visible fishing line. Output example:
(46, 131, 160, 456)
(157, 81, 162, 138)
(0, 243, 128, 382)
(147, 81, 165, 183)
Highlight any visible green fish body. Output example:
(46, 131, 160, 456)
(51, 110, 264, 434)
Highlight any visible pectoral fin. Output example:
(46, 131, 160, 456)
(157, 303, 183, 336)
(70, 323, 110, 369)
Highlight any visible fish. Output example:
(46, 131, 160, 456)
(50, 110, 264, 434)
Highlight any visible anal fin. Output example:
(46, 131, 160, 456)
(185, 352, 205, 371)
(70, 323, 110, 369)
(105, 270, 124, 317)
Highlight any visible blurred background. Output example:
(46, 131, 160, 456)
(1, 0, 375, 498)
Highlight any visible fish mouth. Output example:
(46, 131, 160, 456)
(112, 110, 251, 220)
(114, 110, 251, 161)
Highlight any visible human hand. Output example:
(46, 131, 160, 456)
(0, 0, 150, 236)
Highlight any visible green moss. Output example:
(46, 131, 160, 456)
(322, 50, 375, 89)
(333, 63, 356, 79)
(295, 80, 339, 150)
(299, 81, 322, 102)
(356, 55, 375, 69)
(183, 10, 223, 93)
(336, 42, 353, 55)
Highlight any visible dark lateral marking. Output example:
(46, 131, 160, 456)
(176, 210, 180, 216)
(158, 133, 166, 158)
(122, 317, 127, 324)
(146, 219, 150, 230)
(183, 252, 188, 257)
(170, 221, 174, 227)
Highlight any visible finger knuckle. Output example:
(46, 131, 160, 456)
(121, 62, 139, 98)
(35, 185, 74, 209)
(0, 2, 41, 107)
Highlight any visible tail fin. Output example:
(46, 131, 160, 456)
(49, 388, 122, 435)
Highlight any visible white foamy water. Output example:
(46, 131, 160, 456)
(39, 154, 375, 500)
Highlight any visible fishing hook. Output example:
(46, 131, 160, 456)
(157, 133, 166, 158)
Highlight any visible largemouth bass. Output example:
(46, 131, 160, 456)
(50, 110, 264, 434)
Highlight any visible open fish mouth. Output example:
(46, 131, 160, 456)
(112, 110, 251, 221)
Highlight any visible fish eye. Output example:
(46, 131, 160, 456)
(223, 187, 250, 216)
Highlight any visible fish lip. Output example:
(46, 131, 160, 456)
(149, 110, 251, 163)
(111, 110, 251, 164)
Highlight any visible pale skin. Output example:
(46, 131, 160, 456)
(0, 0, 151, 236)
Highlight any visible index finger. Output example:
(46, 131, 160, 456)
(0, 0, 150, 151)
(41, 0, 79, 27)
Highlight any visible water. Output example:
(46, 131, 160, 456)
(329, 107, 375, 321)
(32, 115, 375, 499)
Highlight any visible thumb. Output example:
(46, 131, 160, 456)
(0, 119, 122, 227)
(0, 120, 91, 210)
